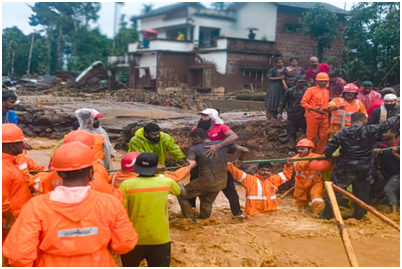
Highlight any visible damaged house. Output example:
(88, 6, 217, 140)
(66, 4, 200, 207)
(108, 2, 347, 95)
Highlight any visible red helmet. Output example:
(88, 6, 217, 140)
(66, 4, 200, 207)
(342, 83, 359, 96)
(121, 152, 141, 172)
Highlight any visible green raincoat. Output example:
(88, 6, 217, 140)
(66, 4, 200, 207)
(128, 128, 186, 166)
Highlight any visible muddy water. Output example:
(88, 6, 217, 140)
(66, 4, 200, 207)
(26, 139, 400, 267)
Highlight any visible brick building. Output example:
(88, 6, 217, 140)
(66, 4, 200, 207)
(108, 2, 347, 95)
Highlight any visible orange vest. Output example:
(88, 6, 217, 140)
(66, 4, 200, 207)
(293, 152, 323, 201)
(328, 98, 367, 127)
(301, 86, 330, 118)
(2, 153, 33, 218)
(92, 134, 105, 160)
(37, 164, 124, 204)
(227, 163, 293, 217)
(109, 167, 191, 189)
(3, 190, 137, 267)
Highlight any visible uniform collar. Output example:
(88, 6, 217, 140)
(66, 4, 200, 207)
(2, 152, 16, 161)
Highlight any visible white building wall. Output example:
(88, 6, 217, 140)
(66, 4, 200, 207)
(141, 15, 187, 31)
(234, 3, 277, 41)
(197, 51, 227, 74)
(139, 54, 157, 79)
(192, 16, 236, 39)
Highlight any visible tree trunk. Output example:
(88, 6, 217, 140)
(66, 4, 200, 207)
(317, 43, 324, 63)
(46, 29, 52, 75)
(7, 41, 13, 76)
(27, 31, 35, 75)
(11, 49, 15, 76)
(57, 25, 63, 71)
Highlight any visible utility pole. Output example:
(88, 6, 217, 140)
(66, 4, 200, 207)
(113, 2, 124, 51)
(27, 29, 35, 75)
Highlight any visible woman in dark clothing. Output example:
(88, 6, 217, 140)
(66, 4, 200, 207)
(283, 57, 306, 89)
(265, 58, 286, 119)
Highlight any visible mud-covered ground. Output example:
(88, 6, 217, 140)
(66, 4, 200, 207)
(27, 139, 400, 267)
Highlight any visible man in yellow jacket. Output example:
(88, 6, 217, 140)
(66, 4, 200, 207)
(128, 123, 187, 171)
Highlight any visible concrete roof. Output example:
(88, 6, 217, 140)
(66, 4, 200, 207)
(134, 2, 205, 20)
(228, 2, 348, 15)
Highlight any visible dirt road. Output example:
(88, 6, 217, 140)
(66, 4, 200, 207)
(26, 139, 400, 267)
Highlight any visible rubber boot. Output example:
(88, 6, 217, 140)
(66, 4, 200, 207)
(391, 205, 398, 214)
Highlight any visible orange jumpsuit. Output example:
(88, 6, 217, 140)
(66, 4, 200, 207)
(2, 195, 12, 244)
(292, 152, 325, 214)
(327, 97, 367, 138)
(301, 86, 330, 154)
(36, 166, 124, 203)
(2, 153, 33, 219)
(108, 167, 191, 188)
(3, 190, 137, 267)
(227, 163, 293, 217)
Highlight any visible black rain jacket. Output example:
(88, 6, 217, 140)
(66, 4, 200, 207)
(324, 116, 399, 170)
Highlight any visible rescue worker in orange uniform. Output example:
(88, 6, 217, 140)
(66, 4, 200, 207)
(2, 124, 33, 220)
(3, 142, 138, 267)
(109, 152, 196, 188)
(327, 83, 367, 138)
(292, 139, 325, 216)
(301, 72, 330, 154)
(14, 151, 47, 194)
(35, 130, 123, 203)
(227, 159, 293, 217)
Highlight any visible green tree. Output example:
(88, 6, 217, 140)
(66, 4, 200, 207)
(341, 2, 400, 86)
(300, 3, 340, 62)
(141, 4, 153, 14)
(114, 14, 139, 55)
(2, 27, 29, 76)
(211, 2, 231, 10)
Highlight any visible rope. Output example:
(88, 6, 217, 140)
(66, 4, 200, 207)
(28, 147, 398, 174)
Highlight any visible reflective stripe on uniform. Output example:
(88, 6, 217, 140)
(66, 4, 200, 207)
(271, 195, 276, 200)
(238, 172, 247, 182)
(246, 196, 267, 200)
(311, 198, 324, 203)
(278, 172, 287, 183)
(111, 173, 117, 187)
(256, 178, 262, 197)
(19, 163, 28, 170)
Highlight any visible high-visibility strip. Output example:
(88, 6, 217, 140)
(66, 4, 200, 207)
(238, 172, 247, 182)
(311, 198, 324, 203)
(296, 173, 306, 179)
(278, 172, 287, 183)
(256, 179, 262, 197)
(309, 172, 319, 179)
(158, 174, 165, 177)
(246, 196, 267, 200)
(127, 187, 171, 194)
(19, 163, 28, 170)
(111, 173, 117, 188)
(271, 195, 277, 200)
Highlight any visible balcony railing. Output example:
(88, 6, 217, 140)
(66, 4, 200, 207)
(128, 39, 194, 53)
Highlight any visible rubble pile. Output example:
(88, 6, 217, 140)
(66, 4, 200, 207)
(15, 102, 77, 140)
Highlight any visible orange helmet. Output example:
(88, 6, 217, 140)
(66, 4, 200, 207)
(63, 130, 95, 148)
(121, 152, 141, 172)
(296, 139, 315, 149)
(2, 123, 28, 143)
(342, 83, 359, 96)
(315, 72, 329, 81)
(309, 160, 333, 172)
(51, 141, 96, 171)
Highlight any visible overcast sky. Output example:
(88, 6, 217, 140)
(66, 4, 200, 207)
(2, 2, 355, 38)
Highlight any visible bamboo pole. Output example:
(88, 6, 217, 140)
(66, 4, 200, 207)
(279, 186, 295, 199)
(331, 183, 400, 232)
(29, 147, 397, 174)
(325, 182, 359, 267)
